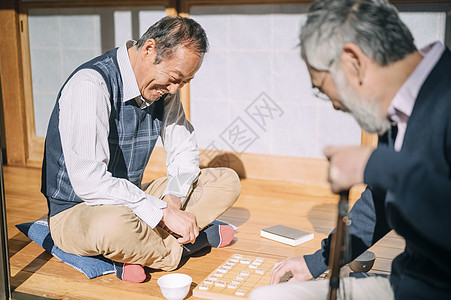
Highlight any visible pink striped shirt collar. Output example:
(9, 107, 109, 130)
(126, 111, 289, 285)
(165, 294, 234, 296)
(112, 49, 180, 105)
(388, 41, 445, 125)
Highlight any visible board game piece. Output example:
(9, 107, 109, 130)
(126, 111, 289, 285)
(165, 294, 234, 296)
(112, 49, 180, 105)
(228, 283, 238, 289)
(193, 254, 280, 299)
(209, 275, 219, 281)
(255, 268, 265, 275)
(240, 258, 251, 264)
(216, 280, 227, 287)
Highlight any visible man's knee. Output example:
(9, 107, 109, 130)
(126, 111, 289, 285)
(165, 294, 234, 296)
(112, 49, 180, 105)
(88, 206, 140, 245)
(208, 167, 241, 199)
(222, 167, 241, 198)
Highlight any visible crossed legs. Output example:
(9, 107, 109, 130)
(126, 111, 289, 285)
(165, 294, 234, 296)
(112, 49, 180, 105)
(49, 167, 241, 271)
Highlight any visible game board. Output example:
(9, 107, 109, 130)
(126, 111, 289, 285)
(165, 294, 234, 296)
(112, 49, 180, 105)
(193, 254, 279, 299)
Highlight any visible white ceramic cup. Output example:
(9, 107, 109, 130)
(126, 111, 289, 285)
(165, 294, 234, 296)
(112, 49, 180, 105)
(157, 273, 192, 300)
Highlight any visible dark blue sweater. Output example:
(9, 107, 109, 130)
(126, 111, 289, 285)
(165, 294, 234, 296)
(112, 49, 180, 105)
(305, 48, 451, 299)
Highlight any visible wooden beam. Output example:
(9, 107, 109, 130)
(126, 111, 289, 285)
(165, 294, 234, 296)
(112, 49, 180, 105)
(147, 146, 332, 187)
(0, 0, 28, 166)
(175, 3, 191, 120)
(179, 0, 310, 14)
(17, 9, 45, 167)
(361, 131, 378, 147)
(19, 0, 173, 9)
(178, 0, 451, 14)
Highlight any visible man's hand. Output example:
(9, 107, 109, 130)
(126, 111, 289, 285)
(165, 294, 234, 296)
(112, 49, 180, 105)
(161, 206, 199, 244)
(271, 256, 313, 284)
(323, 145, 375, 193)
(162, 194, 182, 209)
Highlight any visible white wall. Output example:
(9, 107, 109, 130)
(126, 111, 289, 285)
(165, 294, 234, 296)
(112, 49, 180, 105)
(189, 5, 446, 159)
(28, 7, 166, 137)
(28, 4, 447, 154)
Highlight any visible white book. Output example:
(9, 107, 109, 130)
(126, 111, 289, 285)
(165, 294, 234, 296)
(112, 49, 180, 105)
(260, 225, 314, 246)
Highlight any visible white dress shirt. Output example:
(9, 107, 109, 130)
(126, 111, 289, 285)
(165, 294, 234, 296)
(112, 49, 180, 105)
(58, 41, 200, 228)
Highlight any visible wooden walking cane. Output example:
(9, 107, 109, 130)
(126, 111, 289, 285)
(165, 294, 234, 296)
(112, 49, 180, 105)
(327, 190, 350, 300)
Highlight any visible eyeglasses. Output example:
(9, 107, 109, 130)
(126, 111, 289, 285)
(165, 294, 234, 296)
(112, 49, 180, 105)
(311, 71, 331, 101)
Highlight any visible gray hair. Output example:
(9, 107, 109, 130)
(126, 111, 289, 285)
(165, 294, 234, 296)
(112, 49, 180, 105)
(300, 0, 416, 70)
(137, 16, 209, 64)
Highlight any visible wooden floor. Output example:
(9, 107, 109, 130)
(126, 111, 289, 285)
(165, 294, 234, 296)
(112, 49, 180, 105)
(5, 165, 404, 299)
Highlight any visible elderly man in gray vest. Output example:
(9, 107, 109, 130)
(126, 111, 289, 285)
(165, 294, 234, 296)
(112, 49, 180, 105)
(42, 16, 241, 283)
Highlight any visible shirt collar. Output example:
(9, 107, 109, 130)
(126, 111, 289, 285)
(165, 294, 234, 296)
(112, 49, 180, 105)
(117, 40, 142, 102)
(388, 41, 445, 125)
(117, 40, 157, 109)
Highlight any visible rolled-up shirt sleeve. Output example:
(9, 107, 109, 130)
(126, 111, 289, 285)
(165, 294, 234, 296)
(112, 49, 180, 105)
(58, 69, 167, 229)
(160, 92, 200, 203)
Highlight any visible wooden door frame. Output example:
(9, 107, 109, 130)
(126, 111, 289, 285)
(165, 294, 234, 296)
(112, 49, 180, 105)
(0, 0, 27, 166)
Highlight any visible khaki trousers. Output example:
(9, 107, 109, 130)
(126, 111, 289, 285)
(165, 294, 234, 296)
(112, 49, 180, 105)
(49, 167, 240, 271)
(249, 276, 394, 300)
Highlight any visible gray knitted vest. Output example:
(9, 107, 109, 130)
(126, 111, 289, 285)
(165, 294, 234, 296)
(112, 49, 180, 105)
(41, 48, 164, 217)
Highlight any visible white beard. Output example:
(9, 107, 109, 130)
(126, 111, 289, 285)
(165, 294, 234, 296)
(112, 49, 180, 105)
(331, 66, 391, 135)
